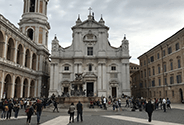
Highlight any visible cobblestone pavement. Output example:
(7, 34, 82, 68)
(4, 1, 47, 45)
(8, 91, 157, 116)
(0, 104, 184, 125)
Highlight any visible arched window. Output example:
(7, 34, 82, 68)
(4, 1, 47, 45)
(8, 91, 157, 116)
(7, 38, 15, 61)
(25, 49, 30, 68)
(32, 53, 37, 70)
(0, 31, 4, 58)
(30, 0, 35, 12)
(17, 44, 23, 65)
(27, 28, 34, 40)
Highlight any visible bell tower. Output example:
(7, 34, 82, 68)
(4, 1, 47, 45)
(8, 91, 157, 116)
(19, 0, 50, 48)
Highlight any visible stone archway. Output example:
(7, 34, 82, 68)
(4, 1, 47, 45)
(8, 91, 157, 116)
(4, 74, 12, 99)
(14, 77, 21, 98)
(0, 31, 4, 58)
(17, 44, 24, 65)
(23, 79, 28, 98)
(30, 80, 35, 97)
(25, 49, 30, 68)
(179, 88, 183, 102)
(32, 53, 36, 70)
(7, 38, 15, 61)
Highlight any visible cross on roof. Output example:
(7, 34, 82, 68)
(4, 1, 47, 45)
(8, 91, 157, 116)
(88, 7, 92, 15)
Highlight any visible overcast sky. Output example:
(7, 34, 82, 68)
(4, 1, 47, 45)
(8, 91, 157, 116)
(1, 0, 184, 64)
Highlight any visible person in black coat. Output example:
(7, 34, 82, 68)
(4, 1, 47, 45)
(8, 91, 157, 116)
(145, 100, 154, 122)
(76, 101, 83, 122)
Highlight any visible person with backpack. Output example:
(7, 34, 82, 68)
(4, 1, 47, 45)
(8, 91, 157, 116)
(25, 105, 34, 125)
(167, 98, 171, 109)
(145, 99, 154, 122)
(35, 99, 43, 124)
(7, 100, 14, 119)
(1, 101, 8, 120)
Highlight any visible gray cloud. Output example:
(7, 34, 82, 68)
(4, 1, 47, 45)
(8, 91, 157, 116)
(1, 0, 184, 64)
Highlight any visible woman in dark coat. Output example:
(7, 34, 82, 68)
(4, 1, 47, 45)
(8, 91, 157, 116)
(25, 105, 34, 125)
(145, 100, 154, 122)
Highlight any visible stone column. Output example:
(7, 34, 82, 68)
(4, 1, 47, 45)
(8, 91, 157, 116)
(37, 77, 42, 97)
(3, 35, 8, 59)
(27, 79, 31, 97)
(50, 64, 54, 90)
(20, 77, 24, 98)
(36, 54, 39, 71)
(14, 41, 18, 63)
(29, 51, 33, 69)
(98, 64, 102, 90)
(39, 55, 43, 71)
(121, 63, 126, 92)
(34, 80, 37, 97)
(22, 48, 26, 67)
(11, 75, 16, 98)
(102, 64, 106, 90)
(54, 63, 59, 90)
(126, 64, 130, 96)
(94, 81, 97, 96)
(0, 71, 4, 99)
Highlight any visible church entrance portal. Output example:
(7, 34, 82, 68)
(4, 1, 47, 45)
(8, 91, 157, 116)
(179, 88, 183, 102)
(112, 87, 116, 98)
(87, 82, 93, 97)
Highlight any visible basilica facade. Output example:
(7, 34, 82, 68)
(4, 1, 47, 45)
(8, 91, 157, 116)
(0, 0, 50, 99)
(49, 13, 131, 98)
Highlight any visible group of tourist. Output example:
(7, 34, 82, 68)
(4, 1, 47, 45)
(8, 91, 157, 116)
(0, 97, 50, 125)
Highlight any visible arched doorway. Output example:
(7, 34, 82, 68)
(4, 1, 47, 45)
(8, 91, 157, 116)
(25, 49, 30, 68)
(30, 80, 35, 97)
(179, 88, 183, 102)
(14, 77, 21, 98)
(0, 31, 4, 58)
(32, 53, 36, 70)
(17, 44, 24, 65)
(7, 38, 15, 61)
(4, 74, 12, 99)
(23, 79, 28, 98)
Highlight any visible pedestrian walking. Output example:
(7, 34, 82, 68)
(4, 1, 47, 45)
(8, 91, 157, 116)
(162, 98, 166, 112)
(25, 105, 34, 125)
(1, 101, 8, 120)
(166, 98, 171, 109)
(68, 102, 75, 123)
(125, 98, 129, 107)
(103, 97, 107, 110)
(53, 100, 59, 112)
(14, 104, 20, 118)
(35, 99, 43, 124)
(145, 100, 154, 122)
(76, 101, 83, 122)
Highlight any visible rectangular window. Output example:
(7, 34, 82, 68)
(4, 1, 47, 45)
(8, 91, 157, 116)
(144, 60, 146, 65)
(150, 56, 154, 62)
(111, 66, 116, 71)
(178, 59, 181, 68)
(168, 47, 172, 54)
(164, 78, 167, 85)
(148, 58, 150, 63)
(159, 78, 161, 86)
(149, 69, 151, 76)
(158, 66, 160, 74)
(87, 47, 93, 56)
(157, 53, 160, 59)
(170, 62, 173, 70)
(163, 50, 165, 56)
(177, 75, 182, 83)
(170, 76, 174, 84)
(144, 70, 146, 77)
(159, 91, 161, 96)
(153, 68, 155, 75)
(172, 90, 174, 97)
(164, 64, 167, 72)
(64, 66, 69, 71)
(165, 91, 167, 97)
(145, 81, 147, 87)
(152, 80, 155, 87)
(176, 43, 179, 51)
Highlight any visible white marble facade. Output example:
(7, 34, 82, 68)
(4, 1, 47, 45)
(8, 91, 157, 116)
(49, 13, 131, 98)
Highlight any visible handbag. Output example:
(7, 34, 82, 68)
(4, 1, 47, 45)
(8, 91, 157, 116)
(68, 110, 70, 114)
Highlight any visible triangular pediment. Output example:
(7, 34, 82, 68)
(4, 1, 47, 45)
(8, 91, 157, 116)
(72, 20, 109, 30)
